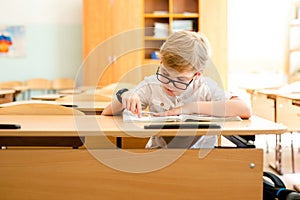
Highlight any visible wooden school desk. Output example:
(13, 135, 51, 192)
(247, 88, 300, 175)
(276, 93, 300, 132)
(31, 94, 64, 101)
(0, 89, 15, 104)
(0, 100, 110, 115)
(276, 93, 300, 192)
(246, 88, 286, 174)
(0, 115, 286, 199)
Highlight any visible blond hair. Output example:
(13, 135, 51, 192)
(160, 31, 211, 72)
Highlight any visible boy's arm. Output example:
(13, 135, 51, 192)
(102, 91, 143, 117)
(101, 98, 123, 116)
(157, 97, 252, 119)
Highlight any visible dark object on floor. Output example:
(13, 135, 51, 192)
(263, 171, 300, 200)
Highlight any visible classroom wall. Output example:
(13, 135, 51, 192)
(228, 0, 290, 74)
(0, 0, 292, 88)
(0, 0, 82, 83)
(227, 0, 291, 90)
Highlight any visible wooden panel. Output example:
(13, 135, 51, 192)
(200, 0, 228, 89)
(251, 93, 275, 122)
(276, 96, 300, 131)
(83, 0, 143, 87)
(144, 0, 169, 13)
(0, 115, 287, 137)
(82, 0, 112, 59)
(121, 137, 150, 148)
(0, 93, 13, 104)
(173, 0, 199, 13)
(83, 136, 117, 149)
(0, 148, 263, 200)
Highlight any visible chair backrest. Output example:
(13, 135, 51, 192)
(0, 103, 84, 115)
(25, 78, 52, 90)
(0, 81, 23, 89)
(56, 94, 112, 102)
(52, 78, 76, 90)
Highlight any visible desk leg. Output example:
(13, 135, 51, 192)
(291, 132, 295, 174)
(269, 134, 283, 175)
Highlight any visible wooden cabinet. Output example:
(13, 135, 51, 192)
(143, 0, 200, 61)
(83, 0, 143, 87)
(83, 0, 228, 88)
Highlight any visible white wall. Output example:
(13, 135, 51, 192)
(228, 0, 292, 89)
(0, 0, 82, 83)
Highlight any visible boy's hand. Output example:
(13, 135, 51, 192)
(121, 92, 142, 117)
(154, 107, 183, 116)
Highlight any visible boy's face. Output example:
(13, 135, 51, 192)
(156, 64, 199, 96)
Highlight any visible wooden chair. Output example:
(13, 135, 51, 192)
(25, 78, 52, 90)
(0, 81, 26, 100)
(0, 103, 85, 149)
(25, 78, 52, 99)
(93, 82, 135, 96)
(0, 102, 85, 115)
(0, 81, 24, 89)
(56, 94, 112, 102)
(52, 78, 76, 91)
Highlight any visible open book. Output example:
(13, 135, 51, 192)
(122, 109, 242, 123)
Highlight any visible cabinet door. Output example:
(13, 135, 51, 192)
(83, 0, 143, 87)
(83, 0, 114, 86)
(83, 0, 112, 59)
(108, 0, 144, 86)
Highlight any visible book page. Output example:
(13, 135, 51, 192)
(122, 110, 241, 123)
(181, 114, 242, 122)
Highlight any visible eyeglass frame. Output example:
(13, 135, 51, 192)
(156, 66, 196, 90)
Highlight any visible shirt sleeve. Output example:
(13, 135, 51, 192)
(204, 77, 233, 101)
(129, 76, 154, 110)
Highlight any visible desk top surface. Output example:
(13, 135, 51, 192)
(0, 115, 287, 137)
(276, 93, 300, 100)
(31, 94, 64, 101)
(0, 100, 109, 112)
(0, 89, 16, 95)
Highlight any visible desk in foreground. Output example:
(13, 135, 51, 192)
(0, 115, 286, 137)
(0, 115, 286, 199)
(0, 148, 263, 200)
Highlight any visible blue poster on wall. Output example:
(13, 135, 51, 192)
(0, 26, 26, 57)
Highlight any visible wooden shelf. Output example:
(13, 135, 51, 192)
(173, 13, 199, 18)
(144, 14, 169, 18)
(144, 36, 168, 40)
(143, 0, 200, 60)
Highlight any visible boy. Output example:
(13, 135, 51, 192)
(102, 31, 251, 148)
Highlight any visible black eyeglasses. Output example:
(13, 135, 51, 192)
(156, 66, 195, 90)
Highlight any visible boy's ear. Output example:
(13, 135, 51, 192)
(194, 72, 202, 80)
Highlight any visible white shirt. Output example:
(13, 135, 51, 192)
(130, 74, 234, 149)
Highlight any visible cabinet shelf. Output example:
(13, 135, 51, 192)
(173, 13, 199, 18)
(143, 0, 200, 60)
(144, 36, 168, 41)
(144, 14, 169, 18)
